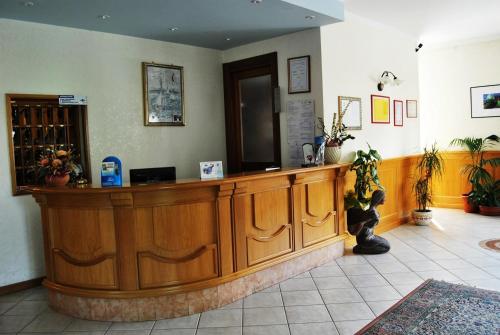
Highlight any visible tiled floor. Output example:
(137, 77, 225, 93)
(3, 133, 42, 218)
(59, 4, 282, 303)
(1, 208, 499, 335)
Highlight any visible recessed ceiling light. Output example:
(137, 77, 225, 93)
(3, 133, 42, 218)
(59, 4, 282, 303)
(170, 27, 179, 32)
(225, 37, 232, 41)
(23, 1, 35, 7)
(250, 0, 262, 4)
(97, 14, 111, 20)
(305, 15, 316, 20)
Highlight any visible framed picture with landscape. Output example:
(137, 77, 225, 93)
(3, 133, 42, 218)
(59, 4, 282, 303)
(470, 84, 500, 118)
(143, 62, 185, 126)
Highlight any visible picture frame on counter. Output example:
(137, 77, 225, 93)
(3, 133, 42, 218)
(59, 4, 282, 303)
(371, 94, 390, 124)
(406, 99, 418, 118)
(470, 84, 500, 118)
(394, 99, 403, 126)
(288, 55, 311, 94)
(200, 161, 224, 179)
(338, 96, 362, 130)
(143, 62, 185, 126)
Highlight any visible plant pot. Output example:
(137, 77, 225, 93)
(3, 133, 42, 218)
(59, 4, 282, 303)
(412, 209, 433, 226)
(479, 205, 500, 216)
(45, 174, 70, 187)
(462, 194, 478, 213)
(325, 146, 341, 164)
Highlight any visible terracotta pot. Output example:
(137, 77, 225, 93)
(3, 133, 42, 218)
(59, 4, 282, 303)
(325, 146, 341, 164)
(412, 209, 433, 226)
(479, 205, 500, 216)
(45, 174, 70, 187)
(462, 194, 478, 213)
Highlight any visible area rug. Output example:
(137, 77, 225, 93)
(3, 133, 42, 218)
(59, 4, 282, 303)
(479, 238, 500, 252)
(356, 279, 500, 335)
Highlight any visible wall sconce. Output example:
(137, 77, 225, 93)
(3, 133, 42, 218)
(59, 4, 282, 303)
(377, 71, 402, 91)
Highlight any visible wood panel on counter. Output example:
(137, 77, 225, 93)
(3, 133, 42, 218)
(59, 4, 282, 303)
(32, 165, 350, 299)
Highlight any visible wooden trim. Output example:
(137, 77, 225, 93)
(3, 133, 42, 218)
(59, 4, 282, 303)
(0, 277, 45, 296)
(53, 249, 115, 267)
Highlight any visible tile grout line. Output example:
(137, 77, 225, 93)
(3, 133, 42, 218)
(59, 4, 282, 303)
(309, 265, 341, 335)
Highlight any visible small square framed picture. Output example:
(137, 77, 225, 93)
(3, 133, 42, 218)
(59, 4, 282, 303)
(371, 95, 390, 124)
(394, 100, 403, 126)
(406, 100, 418, 118)
(200, 161, 223, 179)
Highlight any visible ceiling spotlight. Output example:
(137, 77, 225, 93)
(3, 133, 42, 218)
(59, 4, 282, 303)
(97, 14, 111, 20)
(377, 71, 402, 91)
(250, 0, 263, 3)
(23, 1, 35, 7)
(169, 27, 179, 32)
(225, 37, 232, 41)
(305, 15, 316, 20)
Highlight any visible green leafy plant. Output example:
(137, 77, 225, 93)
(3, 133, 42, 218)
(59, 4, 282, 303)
(413, 144, 444, 211)
(346, 144, 384, 209)
(450, 134, 500, 207)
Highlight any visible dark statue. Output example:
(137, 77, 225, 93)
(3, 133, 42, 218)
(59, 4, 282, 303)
(347, 190, 390, 254)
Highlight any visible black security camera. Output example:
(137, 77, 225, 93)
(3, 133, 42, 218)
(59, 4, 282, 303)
(415, 43, 423, 52)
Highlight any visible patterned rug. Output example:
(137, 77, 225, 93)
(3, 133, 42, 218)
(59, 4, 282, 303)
(356, 279, 500, 335)
(479, 238, 500, 252)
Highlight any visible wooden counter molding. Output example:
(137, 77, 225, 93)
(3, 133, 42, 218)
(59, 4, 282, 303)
(32, 164, 349, 321)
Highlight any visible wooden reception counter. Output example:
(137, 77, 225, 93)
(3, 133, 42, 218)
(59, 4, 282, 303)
(32, 164, 349, 321)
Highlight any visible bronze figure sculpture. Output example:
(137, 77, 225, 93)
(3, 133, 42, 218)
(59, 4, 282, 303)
(347, 190, 390, 254)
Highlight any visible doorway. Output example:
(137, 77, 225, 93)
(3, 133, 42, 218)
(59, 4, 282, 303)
(223, 52, 281, 173)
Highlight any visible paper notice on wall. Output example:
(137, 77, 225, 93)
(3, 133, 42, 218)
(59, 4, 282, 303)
(287, 99, 315, 167)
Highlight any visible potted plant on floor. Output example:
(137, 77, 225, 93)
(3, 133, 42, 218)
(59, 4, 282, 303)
(345, 144, 384, 209)
(317, 103, 355, 164)
(412, 144, 444, 225)
(450, 134, 499, 213)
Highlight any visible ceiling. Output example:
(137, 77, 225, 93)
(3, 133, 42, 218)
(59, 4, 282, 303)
(345, 0, 500, 46)
(0, 0, 344, 50)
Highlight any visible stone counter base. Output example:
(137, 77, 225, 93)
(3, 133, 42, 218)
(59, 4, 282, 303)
(47, 240, 344, 321)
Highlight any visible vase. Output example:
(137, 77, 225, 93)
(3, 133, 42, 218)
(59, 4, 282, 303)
(412, 209, 433, 226)
(325, 146, 341, 164)
(45, 174, 70, 187)
(462, 194, 478, 213)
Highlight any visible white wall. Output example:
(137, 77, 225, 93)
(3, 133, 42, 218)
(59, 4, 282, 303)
(419, 39, 500, 149)
(0, 19, 226, 286)
(320, 13, 420, 161)
(222, 29, 324, 167)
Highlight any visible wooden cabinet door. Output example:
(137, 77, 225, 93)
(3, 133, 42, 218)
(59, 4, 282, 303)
(233, 176, 293, 270)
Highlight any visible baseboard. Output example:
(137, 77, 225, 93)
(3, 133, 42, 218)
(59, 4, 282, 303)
(0, 277, 45, 296)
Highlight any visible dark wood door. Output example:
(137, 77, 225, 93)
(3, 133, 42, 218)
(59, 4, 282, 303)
(223, 52, 281, 173)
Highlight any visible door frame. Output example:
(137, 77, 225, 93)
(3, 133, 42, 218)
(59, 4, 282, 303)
(223, 52, 280, 173)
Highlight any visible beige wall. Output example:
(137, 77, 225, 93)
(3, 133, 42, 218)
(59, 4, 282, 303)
(321, 12, 421, 161)
(419, 39, 500, 150)
(0, 19, 226, 286)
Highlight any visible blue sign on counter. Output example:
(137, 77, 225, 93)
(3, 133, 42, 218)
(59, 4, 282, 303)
(101, 156, 122, 187)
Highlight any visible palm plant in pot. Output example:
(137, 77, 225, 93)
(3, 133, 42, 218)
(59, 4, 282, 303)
(345, 144, 384, 210)
(317, 103, 355, 164)
(412, 144, 444, 225)
(449, 134, 500, 214)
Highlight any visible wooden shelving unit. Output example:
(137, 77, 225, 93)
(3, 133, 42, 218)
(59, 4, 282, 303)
(6, 94, 91, 195)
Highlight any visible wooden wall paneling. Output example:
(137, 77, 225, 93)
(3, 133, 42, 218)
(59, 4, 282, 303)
(217, 183, 235, 276)
(291, 179, 303, 252)
(33, 194, 53, 282)
(334, 167, 349, 236)
(110, 193, 138, 290)
(135, 189, 220, 288)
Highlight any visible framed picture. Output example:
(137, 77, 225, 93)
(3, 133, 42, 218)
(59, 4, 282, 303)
(394, 100, 403, 126)
(338, 96, 362, 130)
(302, 143, 315, 165)
(288, 56, 311, 94)
(200, 161, 223, 179)
(470, 84, 500, 118)
(371, 95, 390, 124)
(406, 100, 418, 118)
(142, 62, 185, 126)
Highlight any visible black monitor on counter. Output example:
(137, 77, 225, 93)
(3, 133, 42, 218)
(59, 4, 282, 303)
(130, 167, 176, 184)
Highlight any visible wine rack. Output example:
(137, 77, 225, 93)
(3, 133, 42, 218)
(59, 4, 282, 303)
(6, 94, 90, 195)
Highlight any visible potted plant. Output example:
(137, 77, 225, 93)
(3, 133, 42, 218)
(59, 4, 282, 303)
(345, 144, 384, 209)
(317, 103, 355, 164)
(412, 144, 444, 225)
(38, 149, 81, 186)
(449, 134, 499, 213)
